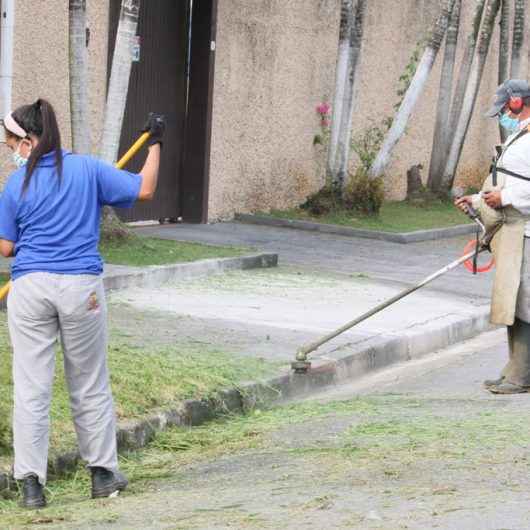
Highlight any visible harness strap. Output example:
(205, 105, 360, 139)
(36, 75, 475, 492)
(494, 166, 530, 182)
(492, 128, 529, 186)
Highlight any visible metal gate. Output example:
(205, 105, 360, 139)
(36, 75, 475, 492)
(108, 0, 189, 222)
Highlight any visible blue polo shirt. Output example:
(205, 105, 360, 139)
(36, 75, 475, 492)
(0, 150, 142, 279)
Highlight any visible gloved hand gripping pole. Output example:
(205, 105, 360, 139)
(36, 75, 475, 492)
(291, 207, 491, 374)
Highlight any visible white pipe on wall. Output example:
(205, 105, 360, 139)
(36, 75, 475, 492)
(0, 0, 15, 142)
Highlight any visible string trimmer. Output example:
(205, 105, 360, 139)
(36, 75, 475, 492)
(291, 200, 497, 374)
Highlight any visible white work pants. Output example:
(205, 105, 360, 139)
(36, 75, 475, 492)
(7, 273, 118, 485)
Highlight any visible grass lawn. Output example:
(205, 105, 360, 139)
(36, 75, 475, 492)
(99, 236, 248, 267)
(0, 309, 275, 468)
(266, 200, 472, 233)
(2, 394, 529, 525)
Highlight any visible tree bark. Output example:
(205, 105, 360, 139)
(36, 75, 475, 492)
(100, 0, 141, 240)
(328, 0, 366, 191)
(498, 0, 510, 142)
(69, 0, 91, 154)
(327, 0, 354, 190)
(99, 0, 140, 164)
(427, 0, 461, 191)
(368, 0, 456, 179)
(446, 0, 486, 139)
(510, 0, 526, 78)
(440, 0, 501, 191)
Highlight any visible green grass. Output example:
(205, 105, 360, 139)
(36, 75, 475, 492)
(99, 236, 248, 267)
(0, 310, 275, 462)
(2, 395, 530, 525)
(265, 200, 472, 232)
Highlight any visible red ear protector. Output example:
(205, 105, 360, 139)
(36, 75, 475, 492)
(508, 95, 524, 113)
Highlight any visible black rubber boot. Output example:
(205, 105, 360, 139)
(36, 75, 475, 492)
(90, 467, 128, 499)
(21, 474, 46, 509)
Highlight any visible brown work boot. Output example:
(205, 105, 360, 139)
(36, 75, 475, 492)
(483, 376, 505, 389)
(488, 382, 530, 394)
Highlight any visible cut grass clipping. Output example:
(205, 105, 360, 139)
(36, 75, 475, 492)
(3, 394, 530, 525)
(99, 236, 247, 267)
(0, 309, 274, 460)
(266, 200, 471, 233)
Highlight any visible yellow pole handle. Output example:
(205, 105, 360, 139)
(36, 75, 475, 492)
(0, 130, 152, 301)
(115, 131, 151, 169)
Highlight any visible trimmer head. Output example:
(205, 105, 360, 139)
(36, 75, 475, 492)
(291, 360, 311, 374)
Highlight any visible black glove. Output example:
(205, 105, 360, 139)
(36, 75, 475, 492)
(142, 112, 166, 148)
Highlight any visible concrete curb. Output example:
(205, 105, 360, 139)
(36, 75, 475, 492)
(102, 252, 278, 292)
(235, 214, 477, 244)
(0, 253, 278, 312)
(0, 306, 492, 488)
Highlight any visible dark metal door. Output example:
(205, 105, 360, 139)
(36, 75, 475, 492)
(108, 0, 188, 222)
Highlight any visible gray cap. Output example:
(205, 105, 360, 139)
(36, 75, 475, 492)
(485, 79, 530, 117)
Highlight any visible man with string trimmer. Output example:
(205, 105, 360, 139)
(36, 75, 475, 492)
(456, 79, 530, 395)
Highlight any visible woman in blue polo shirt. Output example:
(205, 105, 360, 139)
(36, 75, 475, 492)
(0, 99, 164, 508)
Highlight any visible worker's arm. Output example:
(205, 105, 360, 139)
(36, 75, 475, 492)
(137, 143, 161, 201)
(0, 239, 14, 257)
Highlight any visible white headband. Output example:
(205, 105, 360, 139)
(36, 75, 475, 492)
(3, 113, 27, 138)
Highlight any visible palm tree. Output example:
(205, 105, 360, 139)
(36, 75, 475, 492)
(440, 0, 501, 191)
(69, 0, 90, 153)
(99, 0, 141, 239)
(99, 0, 141, 164)
(327, 0, 367, 191)
(327, 0, 354, 191)
(498, 0, 510, 142)
(510, 0, 526, 78)
(445, 0, 486, 145)
(427, 0, 461, 191)
(368, 0, 456, 179)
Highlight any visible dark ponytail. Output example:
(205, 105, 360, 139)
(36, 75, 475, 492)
(12, 98, 63, 193)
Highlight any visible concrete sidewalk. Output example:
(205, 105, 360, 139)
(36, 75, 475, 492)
(121, 221, 497, 374)
(134, 221, 493, 300)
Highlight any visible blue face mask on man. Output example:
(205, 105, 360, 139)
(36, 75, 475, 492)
(499, 112, 520, 133)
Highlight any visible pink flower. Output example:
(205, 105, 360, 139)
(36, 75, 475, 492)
(316, 102, 331, 116)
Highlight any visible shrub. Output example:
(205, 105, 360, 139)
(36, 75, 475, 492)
(343, 168, 385, 216)
(300, 184, 342, 216)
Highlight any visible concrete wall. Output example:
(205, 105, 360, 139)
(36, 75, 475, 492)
(0, 0, 109, 180)
(208, 0, 341, 220)
(354, 0, 515, 199)
(208, 0, 526, 220)
(1, 1, 526, 221)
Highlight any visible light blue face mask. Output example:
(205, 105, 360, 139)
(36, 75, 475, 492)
(499, 113, 519, 133)
(12, 143, 28, 168)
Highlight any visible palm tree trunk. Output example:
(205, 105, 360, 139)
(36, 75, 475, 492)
(427, 0, 461, 191)
(510, 0, 526, 78)
(100, 0, 141, 240)
(368, 0, 456, 179)
(498, 0, 510, 142)
(440, 0, 501, 191)
(446, 0, 486, 139)
(99, 0, 140, 164)
(69, 0, 91, 153)
(329, 0, 366, 191)
(327, 0, 355, 191)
